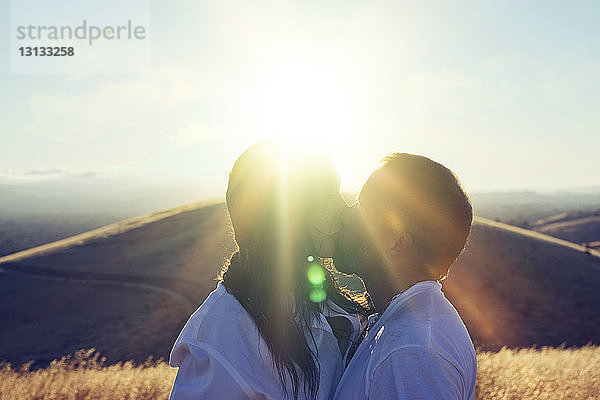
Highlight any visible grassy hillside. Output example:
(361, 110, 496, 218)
(0, 274, 191, 367)
(1, 201, 600, 366)
(2, 347, 599, 400)
(0, 202, 233, 366)
(0, 201, 234, 299)
(444, 218, 600, 350)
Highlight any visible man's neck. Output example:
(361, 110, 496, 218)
(364, 264, 432, 313)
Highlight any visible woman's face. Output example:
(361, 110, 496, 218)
(330, 201, 374, 276)
(308, 195, 345, 258)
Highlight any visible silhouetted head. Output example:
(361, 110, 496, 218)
(226, 139, 343, 258)
(335, 153, 472, 290)
(221, 139, 354, 400)
(356, 153, 472, 281)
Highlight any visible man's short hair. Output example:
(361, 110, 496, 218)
(358, 153, 472, 280)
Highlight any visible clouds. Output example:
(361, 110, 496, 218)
(0, 168, 64, 180)
(17, 60, 256, 185)
(0, 168, 97, 182)
(164, 79, 201, 109)
(27, 68, 196, 144)
(175, 121, 226, 146)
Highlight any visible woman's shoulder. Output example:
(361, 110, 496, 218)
(179, 282, 250, 339)
(170, 283, 283, 383)
(170, 282, 262, 364)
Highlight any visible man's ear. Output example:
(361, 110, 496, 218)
(388, 232, 412, 259)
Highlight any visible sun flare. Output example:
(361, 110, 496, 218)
(245, 49, 370, 191)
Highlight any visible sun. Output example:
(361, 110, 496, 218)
(255, 59, 352, 142)
(245, 50, 368, 191)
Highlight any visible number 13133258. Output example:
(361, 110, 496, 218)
(19, 46, 74, 56)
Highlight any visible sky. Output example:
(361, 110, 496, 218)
(1, 0, 599, 197)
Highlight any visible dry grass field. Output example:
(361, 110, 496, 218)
(475, 346, 600, 399)
(0, 349, 175, 400)
(1, 347, 599, 400)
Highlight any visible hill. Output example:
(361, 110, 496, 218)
(1, 202, 600, 366)
(530, 209, 600, 251)
(0, 176, 222, 256)
(0, 201, 234, 366)
(444, 219, 600, 350)
(470, 191, 600, 227)
(0, 213, 131, 257)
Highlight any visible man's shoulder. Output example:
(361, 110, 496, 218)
(402, 284, 473, 346)
(367, 329, 477, 398)
(373, 344, 453, 369)
(374, 341, 475, 374)
(379, 286, 463, 340)
(374, 288, 476, 373)
(428, 288, 476, 355)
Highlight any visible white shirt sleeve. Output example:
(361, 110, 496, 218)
(170, 341, 254, 400)
(368, 347, 464, 400)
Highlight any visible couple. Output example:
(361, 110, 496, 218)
(169, 140, 476, 399)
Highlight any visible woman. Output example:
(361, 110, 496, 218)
(169, 140, 370, 399)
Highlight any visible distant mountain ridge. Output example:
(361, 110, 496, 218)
(529, 209, 600, 251)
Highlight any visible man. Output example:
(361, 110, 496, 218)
(333, 153, 477, 399)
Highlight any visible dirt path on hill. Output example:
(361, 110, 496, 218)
(0, 262, 198, 310)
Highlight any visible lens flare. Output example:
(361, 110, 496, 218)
(309, 288, 327, 303)
(307, 263, 325, 286)
(307, 263, 326, 303)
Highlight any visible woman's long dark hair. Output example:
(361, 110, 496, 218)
(219, 140, 370, 400)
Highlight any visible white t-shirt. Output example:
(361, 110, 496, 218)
(334, 281, 477, 400)
(169, 282, 360, 399)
